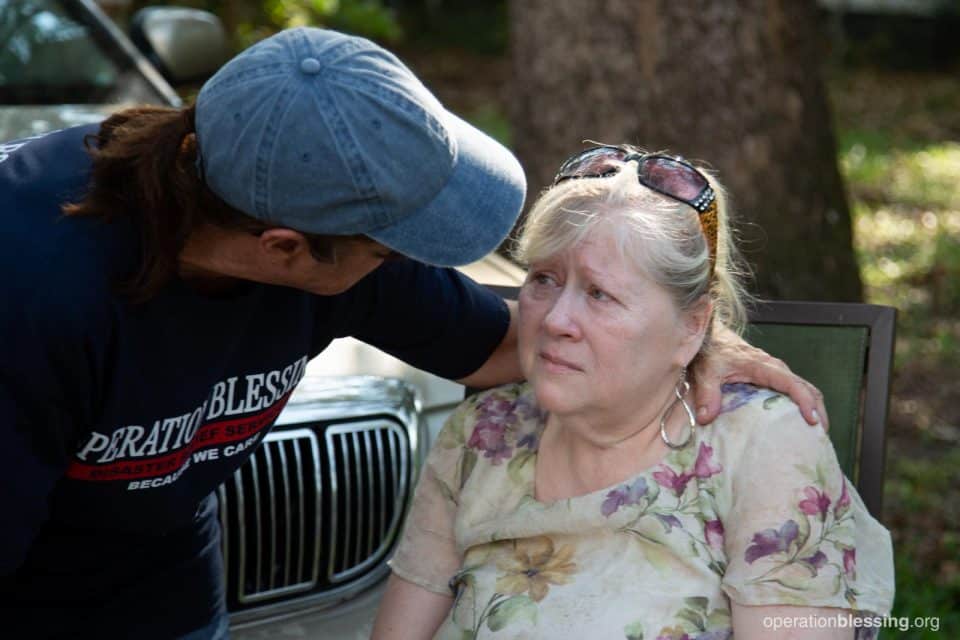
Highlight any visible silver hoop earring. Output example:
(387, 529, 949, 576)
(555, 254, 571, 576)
(660, 367, 695, 450)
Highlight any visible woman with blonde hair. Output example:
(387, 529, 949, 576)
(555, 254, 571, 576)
(373, 146, 894, 639)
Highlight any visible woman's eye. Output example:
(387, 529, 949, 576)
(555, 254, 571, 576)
(588, 286, 609, 301)
(531, 272, 556, 286)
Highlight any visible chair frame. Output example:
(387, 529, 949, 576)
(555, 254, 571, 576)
(482, 286, 896, 518)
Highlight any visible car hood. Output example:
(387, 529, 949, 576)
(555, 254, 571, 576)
(0, 104, 116, 142)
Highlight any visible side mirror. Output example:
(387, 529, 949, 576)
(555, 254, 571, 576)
(130, 7, 229, 85)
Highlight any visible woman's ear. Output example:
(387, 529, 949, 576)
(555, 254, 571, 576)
(679, 295, 714, 363)
(258, 228, 311, 264)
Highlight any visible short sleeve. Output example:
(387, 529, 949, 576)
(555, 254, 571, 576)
(717, 398, 894, 615)
(389, 395, 479, 595)
(325, 258, 510, 380)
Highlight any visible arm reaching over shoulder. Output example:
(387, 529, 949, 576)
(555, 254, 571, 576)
(691, 325, 828, 428)
(456, 299, 522, 389)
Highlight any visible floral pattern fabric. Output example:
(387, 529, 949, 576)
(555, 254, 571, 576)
(389, 383, 895, 639)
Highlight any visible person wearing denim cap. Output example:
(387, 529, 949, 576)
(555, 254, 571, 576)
(0, 27, 825, 639)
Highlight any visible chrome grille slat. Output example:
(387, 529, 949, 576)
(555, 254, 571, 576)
(375, 429, 387, 542)
(387, 429, 399, 530)
(263, 443, 277, 590)
(293, 437, 305, 585)
(363, 430, 375, 558)
(324, 433, 338, 581)
(351, 431, 363, 567)
(276, 441, 292, 587)
(338, 435, 352, 576)
(311, 436, 323, 590)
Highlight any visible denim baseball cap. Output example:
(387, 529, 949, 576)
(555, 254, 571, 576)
(195, 27, 526, 266)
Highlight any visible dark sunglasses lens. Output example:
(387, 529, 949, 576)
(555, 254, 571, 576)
(639, 157, 708, 201)
(557, 147, 628, 180)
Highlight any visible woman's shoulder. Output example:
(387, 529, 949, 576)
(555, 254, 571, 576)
(717, 382, 793, 417)
(714, 382, 810, 427)
(702, 385, 894, 616)
(702, 382, 831, 463)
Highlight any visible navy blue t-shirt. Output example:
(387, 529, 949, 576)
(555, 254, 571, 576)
(0, 125, 510, 638)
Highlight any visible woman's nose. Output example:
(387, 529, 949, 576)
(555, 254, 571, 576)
(542, 289, 582, 339)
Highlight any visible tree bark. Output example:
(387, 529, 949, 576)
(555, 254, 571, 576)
(509, 0, 863, 301)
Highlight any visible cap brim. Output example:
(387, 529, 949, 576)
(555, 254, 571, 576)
(367, 112, 526, 267)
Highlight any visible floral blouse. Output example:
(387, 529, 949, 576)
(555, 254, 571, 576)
(389, 383, 895, 639)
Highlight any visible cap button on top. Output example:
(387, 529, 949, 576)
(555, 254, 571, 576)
(300, 57, 321, 75)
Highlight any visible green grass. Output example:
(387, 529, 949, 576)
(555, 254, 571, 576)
(884, 447, 960, 637)
(887, 565, 959, 638)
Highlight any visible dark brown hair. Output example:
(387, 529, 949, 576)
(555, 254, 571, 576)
(63, 104, 355, 302)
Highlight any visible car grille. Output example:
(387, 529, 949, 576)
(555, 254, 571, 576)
(218, 417, 411, 609)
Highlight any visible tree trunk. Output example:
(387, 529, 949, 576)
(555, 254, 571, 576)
(509, 0, 863, 301)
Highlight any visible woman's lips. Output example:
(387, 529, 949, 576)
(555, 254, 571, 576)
(540, 351, 582, 372)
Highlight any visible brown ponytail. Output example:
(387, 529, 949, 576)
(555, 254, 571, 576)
(64, 104, 222, 301)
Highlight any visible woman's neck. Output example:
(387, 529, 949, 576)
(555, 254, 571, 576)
(534, 385, 696, 501)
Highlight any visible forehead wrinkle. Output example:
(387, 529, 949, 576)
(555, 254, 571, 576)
(573, 234, 637, 292)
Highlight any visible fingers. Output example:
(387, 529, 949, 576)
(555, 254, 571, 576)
(771, 372, 829, 430)
(791, 379, 821, 426)
(816, 395, 828, 431)
(692, 373, 722, 425)
(810, 384, 829, 431)
(691, 355, 725, 424)
(795, 380, 827, 429)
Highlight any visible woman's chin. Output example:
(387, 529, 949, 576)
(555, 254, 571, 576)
(530, 378, 582, 415)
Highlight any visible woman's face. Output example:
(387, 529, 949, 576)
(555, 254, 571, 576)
(518, 225, 705, 422)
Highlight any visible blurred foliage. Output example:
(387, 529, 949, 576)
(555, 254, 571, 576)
(121, 0, 401, 50)
(825, 4, 960, 70)
(831, 65, 960, 637)
(833, 72, 960, 369)
(886, 447, 960, 638)
(841, 135, 960, 210)
(113, 0, 512, 54)
(395, 0, 507, 54)
(464, 103, 510, 147)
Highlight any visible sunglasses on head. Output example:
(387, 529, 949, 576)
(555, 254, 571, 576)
(553, 146, 718, 260)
